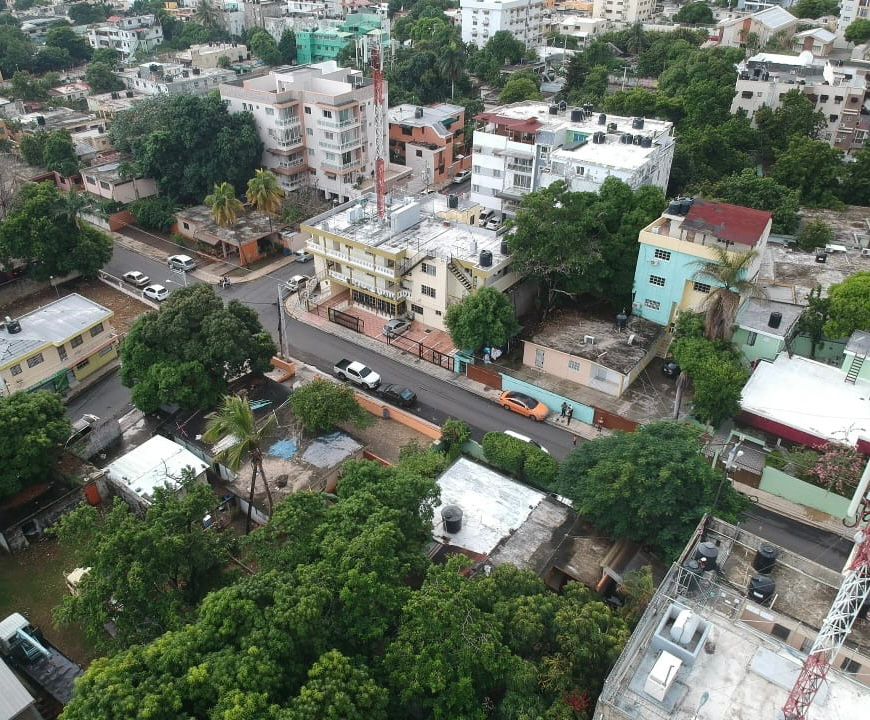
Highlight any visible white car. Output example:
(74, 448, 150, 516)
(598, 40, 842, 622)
(503, 430, 549, 455)
(285, 275, 309, 292)
(168, 254, 197, 272)
(143, 284, 169, 302)
(295, 250, 314, 263)
(485, 215, 502, 231)
(122, 270, 150, 287)
(453, 170, 471, 184)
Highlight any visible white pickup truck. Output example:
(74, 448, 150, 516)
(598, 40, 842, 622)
(334, 359, 381, 389)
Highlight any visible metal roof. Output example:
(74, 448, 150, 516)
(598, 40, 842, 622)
(0, 659, 34, 720)
(752, 5, 797, 31)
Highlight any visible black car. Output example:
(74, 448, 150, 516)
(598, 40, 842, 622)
(377, 383, 417, 408)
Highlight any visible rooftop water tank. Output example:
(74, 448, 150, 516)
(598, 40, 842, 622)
(571, 109, 583, 122)
(549, 105, 559, 115)
(632, 117, 645, 129)
(641, 136, 653, 148)
(442, 505, 463, 533)
(447, 194, 459, 209)
(479, 249, 493, 267)
(500, 240, 509, 255)
(634, 134, 643, 146)
(753, 544, 778, 574)
(768, 312, 782, 329)
(748, 574, 776, 604)
(694, 541, 719, 571)
(598, 113, 607, 125)
(681, 559, 702, 593)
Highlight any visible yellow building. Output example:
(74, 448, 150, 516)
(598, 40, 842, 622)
(0, 294, 118, 397)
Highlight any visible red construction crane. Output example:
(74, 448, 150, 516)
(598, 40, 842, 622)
(781, 462, 870, 720)
(369, 36, 387, 220)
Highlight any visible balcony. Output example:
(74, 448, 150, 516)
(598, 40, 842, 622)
(321, 157, 362, 172)
(274, 115, 301, 128)
(507, 161, 534, 172)
(328, 269, 405, 299)
(308, 242, 400, 279)
(319, 134, 363, 152)
(317, 116, 361, 130)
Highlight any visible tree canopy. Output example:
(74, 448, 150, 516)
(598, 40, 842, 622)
(19, 130, 79, 177)
(508, 178, 665, 310)
(845, 19, 870, 43)
(823, 272, 870, 339)
(498, 73, 542, 104)
(555, 422, 748, 558)
(791, 0, 840, 18)
(771, 136, 843, 207)
(673, 2, 715, 24)
(796, 219, 834, 252)
(444, 286, 521, 352)
(698, 169, 800, 234)
(120, 284, 276, 412)
(0, 182, 113, 280)
(54, 474, 232, 651)
(0, 391, 70, 501)
(108, 94, 263, 204)
(250, 29, 282, 65)
(85, 61, 124, 94)
(289, 379, 371, 435)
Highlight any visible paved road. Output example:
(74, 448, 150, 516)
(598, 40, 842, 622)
(441, 178, 470, 196)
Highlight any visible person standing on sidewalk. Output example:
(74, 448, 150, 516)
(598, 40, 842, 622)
(566, 406, 574, 426)
(560, 401, 568, 420)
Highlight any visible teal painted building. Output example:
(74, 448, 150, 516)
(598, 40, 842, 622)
(842, 330, 870, 383)
(732, 298, 803, 364)
(296, 14, 388, 66)
(631, 199, 773, 327)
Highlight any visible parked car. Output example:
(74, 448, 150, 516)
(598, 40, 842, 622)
(383, 317, 412, 338)
(377, 383, 417, 408)
(167, 254, 197, 272)
(662, 360, 681, 378)
(503, 430, 549, 454)
(453, 170, 471, 184)
(67, 414, 99, 443)
(295, 250, 314, 263)
(334, 359, 381, 389)
(478, 209, 494, 227)
(122, 270, 150, 287)
(285, 275, 309, 292)
(498, 391, 549, 421)
(485, 215, 501, 231)
(143, 284, 169, 302)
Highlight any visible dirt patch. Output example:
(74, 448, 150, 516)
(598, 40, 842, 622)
(3, 278, 151, 335)
(802, 205, 870, 243)
(0, 538, 98, 666)
(339, 414, 435, 464)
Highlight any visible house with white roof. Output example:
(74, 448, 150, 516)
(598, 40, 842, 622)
(716, 6, 798, 49)
(793, 26, 836, 56)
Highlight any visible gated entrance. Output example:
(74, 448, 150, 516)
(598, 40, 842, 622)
(386, 333, 455, 372)
(328, 307, 364, 333)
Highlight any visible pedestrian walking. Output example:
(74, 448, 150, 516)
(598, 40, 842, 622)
(566, 405, 574, 426)
(571, 434, 577, 447)
(560, 401, 568, 418)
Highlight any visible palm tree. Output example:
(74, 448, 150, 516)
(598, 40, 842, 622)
(194, 0, 220, 29)
(205, 181, 245, 262)
(694, 248, 761, 341)
(203, 395, 277, 534)
(246, 169, 284, 232)
(439, 41, 465, 100)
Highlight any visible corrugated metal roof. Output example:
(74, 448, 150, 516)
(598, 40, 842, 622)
(683, 200, 772, 247)
(0, 659, 34, 720)
(754, 6, 797, 31)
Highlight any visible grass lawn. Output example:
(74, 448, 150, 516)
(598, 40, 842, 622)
(0, 538, 100, 666)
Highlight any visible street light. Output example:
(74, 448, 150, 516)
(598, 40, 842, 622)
(691, 691, 710, 720)
(713, 442, 744, 512)
(49, 276, 60, 299)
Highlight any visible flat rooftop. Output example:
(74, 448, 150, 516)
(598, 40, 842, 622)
(846, 330, 870, 356)
(479, 102, 673, 137)
(389, 103, 464, 139)
(178, 205, 285, 243)
(305, 193, 508, 268)
(529, 310, 663, 375)
(0, 293, 113, 366)
(740, 353, 870, 448)
(594, 517, 870, 720)
(734, 298, 803, 339)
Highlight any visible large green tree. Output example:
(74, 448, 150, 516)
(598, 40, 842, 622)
(250, 29, 282, 66)
(754, 90, 825, 163)
(673, 2, 715, 24)
(20, 131, 79, 177)
(556, 422, 748, 558)
(823, 272, 870, 339)
(498, 73, 542, 104)
(0, 182, 113, 279)
(698, 169, 800, 234)
(509, 178, 665, 310)
(289, 378, 371, 435)
(54, 474, 232, 650)
(108, 94, 263, 204)
(85, 61, 124, 93)
(444, 286, 520, 352)
(845, 19, 870, 43)
(791, 0, 840, 18)
(771, 136, 843, 206)
(0, 391, 70, 501)
(120, 284, 276, 412)
(45, 25, 91, 63)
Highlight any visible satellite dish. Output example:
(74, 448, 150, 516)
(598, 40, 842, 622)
(798, 50, 814, 66)
(823, 61, 835, 85)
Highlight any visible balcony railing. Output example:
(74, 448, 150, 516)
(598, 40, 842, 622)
(274, 115, 301, 128)
(328, 269, 405, 299)
(319, 135, 363, 152)
(507, 162, 533, 172)
(321, 157, 362, 172)
(317, 116, 361, 130)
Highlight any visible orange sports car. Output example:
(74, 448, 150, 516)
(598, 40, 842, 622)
(499, 391, 549, 422)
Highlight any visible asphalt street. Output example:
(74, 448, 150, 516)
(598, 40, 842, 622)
(82, 242, 855, 571)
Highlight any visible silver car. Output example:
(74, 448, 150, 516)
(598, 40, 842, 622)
(383, 318, 412, 338)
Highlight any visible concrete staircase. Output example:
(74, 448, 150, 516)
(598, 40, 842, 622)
(447, 259, 473, 291)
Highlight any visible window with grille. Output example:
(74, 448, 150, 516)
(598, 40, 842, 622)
(693, 281, 711, 293)
(649, 275, 665, 287)
(71, 335, 83, 348)
(411, 303, 423, 314)
(58, 346, 68, 361)
(421, 262, 436, 276)
(568, 360, 580, 371)
(10, 364, 21, 376)
(654, 249, 671, 261)
(421, 285, 436, 298)
(841, 657, 862, 674)
(90, 323, 104, 337)
(644, 299, 660, 311)
(27, 353, 44, 368)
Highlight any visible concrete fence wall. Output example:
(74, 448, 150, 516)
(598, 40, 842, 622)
(499, 373, 596, 425)
(759, 466, 851, 519)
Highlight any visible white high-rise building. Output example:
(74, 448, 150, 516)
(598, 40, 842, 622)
(85, 15, 164, 61)
(591, 0, 655, 25)
(460, 0, 546, 50)
(220, 62, 383, 199)
(470, 102, 675, 217)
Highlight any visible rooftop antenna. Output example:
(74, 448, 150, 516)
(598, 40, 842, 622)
(369, 33, 387, 220)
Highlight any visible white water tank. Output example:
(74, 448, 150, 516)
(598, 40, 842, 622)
(670, 609, 701, 646)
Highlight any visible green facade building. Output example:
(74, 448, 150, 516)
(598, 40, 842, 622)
(296, 13, 387, 65)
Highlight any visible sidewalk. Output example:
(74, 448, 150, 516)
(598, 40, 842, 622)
(285, 297, 604, 442)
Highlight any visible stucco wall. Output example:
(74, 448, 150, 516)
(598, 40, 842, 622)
(759, 466, 851, 519)
(733, 328, 785, 364)
(500, 373, 596, 424)
(521, 340, 625, 397)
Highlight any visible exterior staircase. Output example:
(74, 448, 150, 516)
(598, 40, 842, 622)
(447, 258, 474, 292)
(845, 354, 865, 384)
(654, 330, 675, 359)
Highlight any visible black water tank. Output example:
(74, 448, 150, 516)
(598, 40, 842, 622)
(681, 559, 702, 593)
(549, 105, 558, 115)
(442, 505, 463, 534)
(667, 202, 681, 215)
(500, 240, 509, 255)
(598, 113, 607, 125)
(641, 136, 653, 148)
(816, 252, 827, 264)
(479, 250, 493, 267)
(768, 312, 782, 329)
(753, 543, 778, 574)
(632, 117, 644, 129)
(748, 574, 776, 604)
(633, 134, 643, 145)
(607, 122, 617, 132)
(694, 541, 719, 571)
(616, 312, 627, 330)
(447, 194, 459, 209)
(571, 109, 583, 122)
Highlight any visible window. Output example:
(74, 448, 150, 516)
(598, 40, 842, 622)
(654, 249, 671, 261)
(411, 303, 424, 314)
(649, 275, 665, 287)
(306, 128, 313, 136)
(644, 299, 661, 311)
(835, 95, 844, 103)
(98, 345, 115, 357)
(841, 657, 862, 674)
(58, 345, 67, 361)
(9, 364, 21, 376)
(265, 107, 274, 115)
(71, 335, 83, 348)
(693, 281, 711, 293)
(421, 285, 436, 298)
(575, 166, 584, 175)
(741, 90, 753, 99)
(322, 109, 332, 118)
(27, 353, 44, 368)
(76, 359, 89, 370)
(771, 623, 790, 641)
(820, 94, 829, 102)
(830, 114, 838, 122)
(535, 349, 545, 368)
(415, 149, 423, 157)
(420, 262, 436, 276)
(90, 322, 104, 337)
(182, 221, 190, 230)
(746, 331, 757, 347)
(568, 359, 581, 371)
(401, 126, 412, 136)
(304, 106, 311, 114)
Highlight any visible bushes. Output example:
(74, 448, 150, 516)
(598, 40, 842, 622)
(482, 432, 558, 488)
(440, 419, 471, 460)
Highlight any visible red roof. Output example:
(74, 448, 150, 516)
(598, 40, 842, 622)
(476, 112, 543, 134)
(682, 200, 772, 248)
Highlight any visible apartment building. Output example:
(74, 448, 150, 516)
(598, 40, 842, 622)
(731, 52, 870, 155)
(301, 193, 523, 330)
(296, 13, 388, 65)
(220, 62, 382, 199)
(177, 42, 249, 70)
(86, 15, 164, 60)
(591, 0, 654, 25)
(631, 198, 772, 327)
(715, 6, 797, 49)
(460, 0, 547, 50)
(0, 295, 118, 397)
(470, 102, 674, 217)
(388, 103, 470, 186)
(118, 62, 237, 96)
(839, 0, 868, 35)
